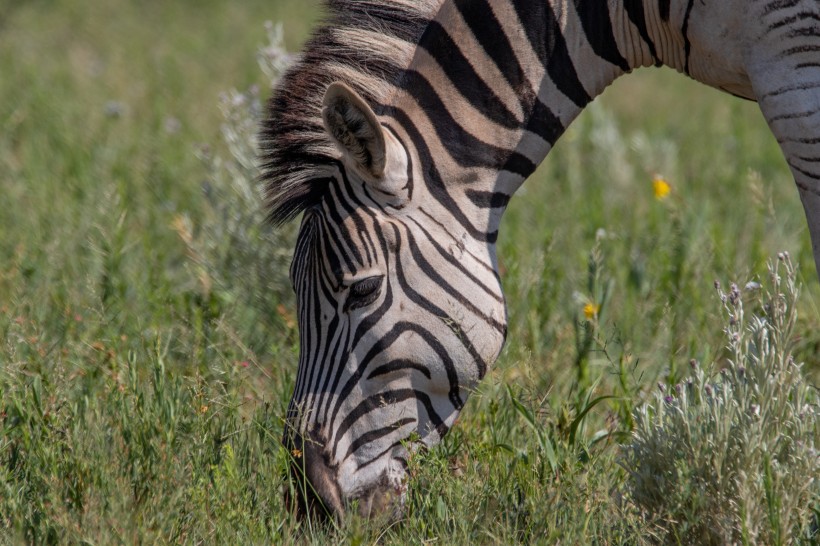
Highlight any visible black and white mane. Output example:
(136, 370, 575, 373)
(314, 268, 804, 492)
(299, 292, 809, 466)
(259, 0, 442, 225)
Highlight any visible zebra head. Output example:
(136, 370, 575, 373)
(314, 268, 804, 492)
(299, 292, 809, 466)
(282, 82, 508, 520)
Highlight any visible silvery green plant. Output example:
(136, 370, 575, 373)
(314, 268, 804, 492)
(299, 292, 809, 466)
(177, 23, 297, 353)
(623, 253, 819, 545)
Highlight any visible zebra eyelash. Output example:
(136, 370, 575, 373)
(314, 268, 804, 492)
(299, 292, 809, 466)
(345, 275, 384, 312)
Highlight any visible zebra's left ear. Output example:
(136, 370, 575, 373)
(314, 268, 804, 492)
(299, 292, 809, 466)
(322, 82, 387, 180)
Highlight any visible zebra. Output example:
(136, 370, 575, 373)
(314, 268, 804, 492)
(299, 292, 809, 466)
(259, 0, 820, 521)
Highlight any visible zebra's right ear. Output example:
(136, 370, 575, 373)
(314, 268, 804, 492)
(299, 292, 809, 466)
(322, 82, 387, 180)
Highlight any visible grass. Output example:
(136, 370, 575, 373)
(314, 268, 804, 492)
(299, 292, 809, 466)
(0, 0, 818, 543)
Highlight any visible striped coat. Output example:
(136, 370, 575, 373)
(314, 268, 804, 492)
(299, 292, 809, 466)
(260, 0, 820, 520)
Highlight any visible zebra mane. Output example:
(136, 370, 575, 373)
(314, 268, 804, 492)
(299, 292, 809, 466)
(259, 0, 444, 225)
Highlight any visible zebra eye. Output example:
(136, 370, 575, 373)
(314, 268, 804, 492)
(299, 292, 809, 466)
(346, 275, 383, 311)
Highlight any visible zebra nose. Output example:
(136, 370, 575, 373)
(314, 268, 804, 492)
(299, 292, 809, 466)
(283, 426, 344, 522)
(353, 479, 405, 521)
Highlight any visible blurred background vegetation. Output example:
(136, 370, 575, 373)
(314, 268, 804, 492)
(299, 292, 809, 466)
(0, 0, 817, 543)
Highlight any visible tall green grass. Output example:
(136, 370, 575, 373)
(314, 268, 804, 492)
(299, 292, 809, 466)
(0, 1, 818, 543)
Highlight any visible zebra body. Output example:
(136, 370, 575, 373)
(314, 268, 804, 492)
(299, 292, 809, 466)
(260, 0, 820, 519)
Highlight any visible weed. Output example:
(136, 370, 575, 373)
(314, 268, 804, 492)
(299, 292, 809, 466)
(175, 22, 298, 356)
(1, 2, 819, 543)
(623, 254, 820, 544)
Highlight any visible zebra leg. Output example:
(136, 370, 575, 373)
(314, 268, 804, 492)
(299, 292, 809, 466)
(752, 69, 820, 278)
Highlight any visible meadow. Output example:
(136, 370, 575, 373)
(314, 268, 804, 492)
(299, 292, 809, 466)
(0, 0, 818, 543)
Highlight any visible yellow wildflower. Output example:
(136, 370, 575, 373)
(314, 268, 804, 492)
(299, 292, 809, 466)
(199, 405, 209, 414)
(291, 448, 303, 458)
(583, 303, 599, 320)
(653, 176, 671, 200)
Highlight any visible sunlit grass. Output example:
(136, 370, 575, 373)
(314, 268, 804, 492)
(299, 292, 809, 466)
(0, 1, 818, 543)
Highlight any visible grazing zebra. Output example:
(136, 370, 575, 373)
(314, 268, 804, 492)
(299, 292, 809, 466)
(259, 0, 820, 520)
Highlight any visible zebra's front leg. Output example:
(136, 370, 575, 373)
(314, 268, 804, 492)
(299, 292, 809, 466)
(753, 70, 820, 278)
(794, 179, 820, 280)
(745, 0, 820, 276)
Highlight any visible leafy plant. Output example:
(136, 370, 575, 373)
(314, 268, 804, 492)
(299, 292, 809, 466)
(623, 253, 820, 545)
(174, 22, 298, 355)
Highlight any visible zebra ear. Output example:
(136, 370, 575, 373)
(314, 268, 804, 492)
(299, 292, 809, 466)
(322, 82, 386, 180)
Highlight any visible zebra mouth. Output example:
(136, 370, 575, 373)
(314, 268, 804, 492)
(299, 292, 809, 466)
(283, 426, 345, 522)
(283, 425, 408, 522)
(350, 474, 407, 521)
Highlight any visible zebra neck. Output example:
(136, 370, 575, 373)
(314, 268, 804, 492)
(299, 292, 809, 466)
(387, 0, 690, 238)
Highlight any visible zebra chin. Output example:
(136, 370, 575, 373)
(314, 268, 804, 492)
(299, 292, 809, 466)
(283, 426, 407, 523)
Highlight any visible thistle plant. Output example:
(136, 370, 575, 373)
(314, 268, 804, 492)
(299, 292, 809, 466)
(623, 253, 819, 545)
(175, 23, 297, 354)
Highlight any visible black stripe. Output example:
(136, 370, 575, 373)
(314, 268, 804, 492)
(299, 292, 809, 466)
(419, 208, 500, 275)
(682, 0, 696, 75)
(454, 0, 531, 99)
(762, 81, 820, 99)
(658, 0, 671, 21)
(332, 388, 447, 459)
(316, 317, 349, 424)
(367, 359, 432, 380)
(418, 20, 521, 129)
(510, 0, 592, 108)
(305, 262, 343, 418)
(781, 44, 820, 56)
(573, 0, 631, 72)
(332, 183, 374, 266)
(768, 109, 820, 122)
(355, 441, 408, 473)
(335, 163, 380, 265)
(789, 161, 820, 179)
(344, 319, 462, 410)
(767, 12, 820, 31)
(402, 70, 535, 177)
(786, 25, 820, 38)
(387, 106, 497, 244)
(465, 189, 511, 209)
(623, 0, 661, 65)
(404, 227, 506, 335)
(528, 99, 565, 145)
(406, 215, 504, 303)
(322, 246, 396, 424)
(795, 179, 820, 197)
(779, 136, 820, 144)
(383, 125, 415, 202)
(293, 256, 323, 426)
(321, 197, 359, 274)
(392, 225, 491, 379)
(343, 417, 417, 461)
(763, 0, 802, 17)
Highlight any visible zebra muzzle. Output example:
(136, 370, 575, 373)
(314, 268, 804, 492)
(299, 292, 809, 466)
(283, 425, 407, 522)
(283, 426, 344, 522)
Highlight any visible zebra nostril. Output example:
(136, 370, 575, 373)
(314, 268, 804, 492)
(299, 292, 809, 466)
(282, 426, 344, 522)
